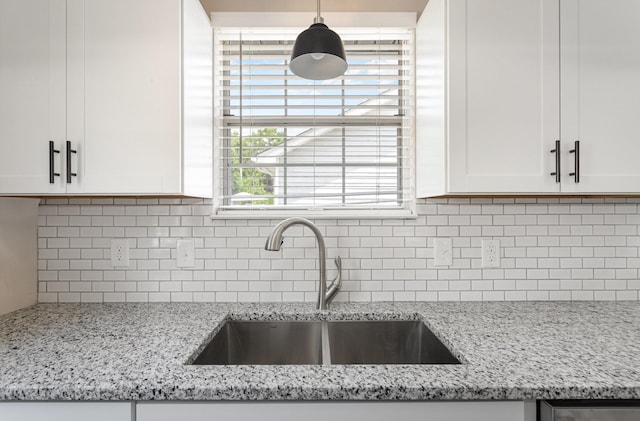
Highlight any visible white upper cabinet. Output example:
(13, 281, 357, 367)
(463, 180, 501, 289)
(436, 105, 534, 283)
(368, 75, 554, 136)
(66, 0, 183, 195)
(0, 0, 212, 196)
(417, 0, 640, 196)
(559, 0, 640, 194)
(0, 0, 66, 194)
(416, 0, 559, 197)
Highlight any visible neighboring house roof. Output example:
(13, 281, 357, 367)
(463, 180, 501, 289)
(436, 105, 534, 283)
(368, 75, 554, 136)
(252, 90, 401, 165)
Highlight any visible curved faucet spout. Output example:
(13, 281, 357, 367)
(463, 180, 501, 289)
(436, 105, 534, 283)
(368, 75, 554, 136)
(265, 217, 342, 310)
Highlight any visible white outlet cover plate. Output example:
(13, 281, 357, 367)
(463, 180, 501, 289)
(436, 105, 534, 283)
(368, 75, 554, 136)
(434, 238, 452, 266)
(177, 239, 195, 268)
(481, 239, 501, 268)
(110, 239, 130, 267)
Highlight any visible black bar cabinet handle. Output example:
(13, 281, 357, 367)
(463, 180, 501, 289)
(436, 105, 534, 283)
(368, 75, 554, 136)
(569, 140, 580, 183)
(49, 141, 60, 184)
(66, 141, 77, 184)
(550, 140, 560, 183)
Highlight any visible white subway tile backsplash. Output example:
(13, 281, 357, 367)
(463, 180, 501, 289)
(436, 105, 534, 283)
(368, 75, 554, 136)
(102, 206, 125, 216)
(58, 292, 80, 302)
(36, 198, 640, 303)
(80, 206, 102, 216)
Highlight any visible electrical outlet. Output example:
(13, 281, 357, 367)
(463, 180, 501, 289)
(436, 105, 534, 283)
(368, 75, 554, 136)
(176, 239, 195, 268)
(482, 239, 501, 268)
(110, 239, 130, 267)
(434, 238, 452, 266)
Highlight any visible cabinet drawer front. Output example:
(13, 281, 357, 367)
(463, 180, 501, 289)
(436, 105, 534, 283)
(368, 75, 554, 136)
(137, 401, 525, 421)
(0, 402, 132, 421)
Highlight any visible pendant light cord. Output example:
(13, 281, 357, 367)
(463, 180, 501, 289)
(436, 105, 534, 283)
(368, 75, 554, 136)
(314, 0, 324, 24)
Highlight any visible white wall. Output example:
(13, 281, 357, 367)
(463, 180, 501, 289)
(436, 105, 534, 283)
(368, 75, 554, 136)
(0, 198, 39, 314)
(36, 197, 640, 303)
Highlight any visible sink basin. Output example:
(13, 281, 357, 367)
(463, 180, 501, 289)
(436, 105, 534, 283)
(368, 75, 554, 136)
(192, 321, 323, 365)
(328, 320, 460, 364)
(191, 319, 460, 365)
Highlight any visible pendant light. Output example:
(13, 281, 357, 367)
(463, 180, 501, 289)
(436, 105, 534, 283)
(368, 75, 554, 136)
(289, 0, 347, 80)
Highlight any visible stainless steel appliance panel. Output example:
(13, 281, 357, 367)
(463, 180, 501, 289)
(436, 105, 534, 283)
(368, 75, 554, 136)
(540, 400, 640, 421)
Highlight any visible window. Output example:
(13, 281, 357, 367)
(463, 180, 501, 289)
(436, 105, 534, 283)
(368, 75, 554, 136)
(213, 27, 414, 217)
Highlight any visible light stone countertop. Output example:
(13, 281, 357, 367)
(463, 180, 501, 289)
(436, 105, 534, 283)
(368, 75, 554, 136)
(0, 301, 639, 400)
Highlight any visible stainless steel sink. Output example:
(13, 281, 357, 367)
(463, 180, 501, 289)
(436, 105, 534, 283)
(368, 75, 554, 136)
(191, 319, 460, 365)
(192, 321, 323, 365)
(328, 320, 460, 365)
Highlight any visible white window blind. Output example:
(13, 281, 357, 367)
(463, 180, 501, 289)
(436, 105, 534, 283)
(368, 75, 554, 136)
(213, 28, 415, 217)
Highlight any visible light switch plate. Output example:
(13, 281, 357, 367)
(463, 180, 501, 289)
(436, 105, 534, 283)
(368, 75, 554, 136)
(177, 239, 195, 268)
(434, 238, 452, 266)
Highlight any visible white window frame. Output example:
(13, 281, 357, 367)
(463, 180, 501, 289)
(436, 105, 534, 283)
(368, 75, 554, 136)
(210, 13, 417, 220)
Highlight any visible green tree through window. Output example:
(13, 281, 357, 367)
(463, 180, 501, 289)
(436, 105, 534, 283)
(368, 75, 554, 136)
(231, 127, 284, 206)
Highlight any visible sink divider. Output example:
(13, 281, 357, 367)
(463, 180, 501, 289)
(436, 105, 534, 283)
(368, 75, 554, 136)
(321, 320, 331, 365)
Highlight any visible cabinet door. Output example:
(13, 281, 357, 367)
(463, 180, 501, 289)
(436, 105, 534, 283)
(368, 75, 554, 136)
(0, 0, 66, 194)
(0, 402, 132, 421)
(65, 0, 182, 194)
(560, 0, 640, 193)
(447, 0, 560, 193)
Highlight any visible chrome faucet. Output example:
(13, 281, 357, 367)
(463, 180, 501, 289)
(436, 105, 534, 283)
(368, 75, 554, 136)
(265, 217, 342, 310)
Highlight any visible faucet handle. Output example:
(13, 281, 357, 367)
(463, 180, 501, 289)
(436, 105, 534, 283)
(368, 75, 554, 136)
(325, 256, 342, 307)
(333, 256, 342, 273)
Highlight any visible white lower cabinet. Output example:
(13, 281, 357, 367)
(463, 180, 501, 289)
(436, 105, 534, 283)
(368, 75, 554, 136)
(136, 401, 530, 421)
(0, 402, 132, 421)
(0, 400, 534, 420)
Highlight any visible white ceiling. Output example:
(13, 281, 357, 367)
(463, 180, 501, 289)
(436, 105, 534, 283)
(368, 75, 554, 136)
(200, 0, 429, 18)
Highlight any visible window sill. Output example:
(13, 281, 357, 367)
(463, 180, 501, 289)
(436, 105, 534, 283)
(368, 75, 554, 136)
(210, 209, 417, 220)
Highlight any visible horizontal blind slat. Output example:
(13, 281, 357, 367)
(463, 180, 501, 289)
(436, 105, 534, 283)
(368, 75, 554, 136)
(219, 119, 408, 127)
(220, 94, 404, 102)
(218, 85, 410, 92)
(220, 44, 410, 50)
(223, 75, 411, 82)
(220, 54, 411, 61)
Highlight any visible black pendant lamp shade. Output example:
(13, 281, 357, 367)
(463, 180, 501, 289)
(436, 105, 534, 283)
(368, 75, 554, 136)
(289, 2, 347, 80)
